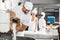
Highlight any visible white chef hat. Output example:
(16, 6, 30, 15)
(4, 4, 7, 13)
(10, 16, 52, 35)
(32, 8, 37, 15)
(41, 12, 45, 16)
(24, 1, 33, 11)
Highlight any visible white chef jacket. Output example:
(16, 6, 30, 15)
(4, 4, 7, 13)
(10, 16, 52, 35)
(39, 18, 46, 31)
(12, 5, 31, 26)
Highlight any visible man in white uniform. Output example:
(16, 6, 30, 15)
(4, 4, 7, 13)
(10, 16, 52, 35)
(13, 1, 33, 31)
(39, 12, 46, 31)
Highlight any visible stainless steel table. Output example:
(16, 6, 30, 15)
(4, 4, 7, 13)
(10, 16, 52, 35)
(24, 29, 59, 40)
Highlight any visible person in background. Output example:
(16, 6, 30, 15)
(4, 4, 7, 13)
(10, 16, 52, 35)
(12, 1, 33, 31)
(39, 12, 46, 31)
(28, 8, 38, 32)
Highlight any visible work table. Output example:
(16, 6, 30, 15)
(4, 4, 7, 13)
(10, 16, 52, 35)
(16, 29, 59, 40)
(24, 29, 58, 38)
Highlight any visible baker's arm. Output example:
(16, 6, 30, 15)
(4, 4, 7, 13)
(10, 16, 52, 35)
(6, 10, 27, 32)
